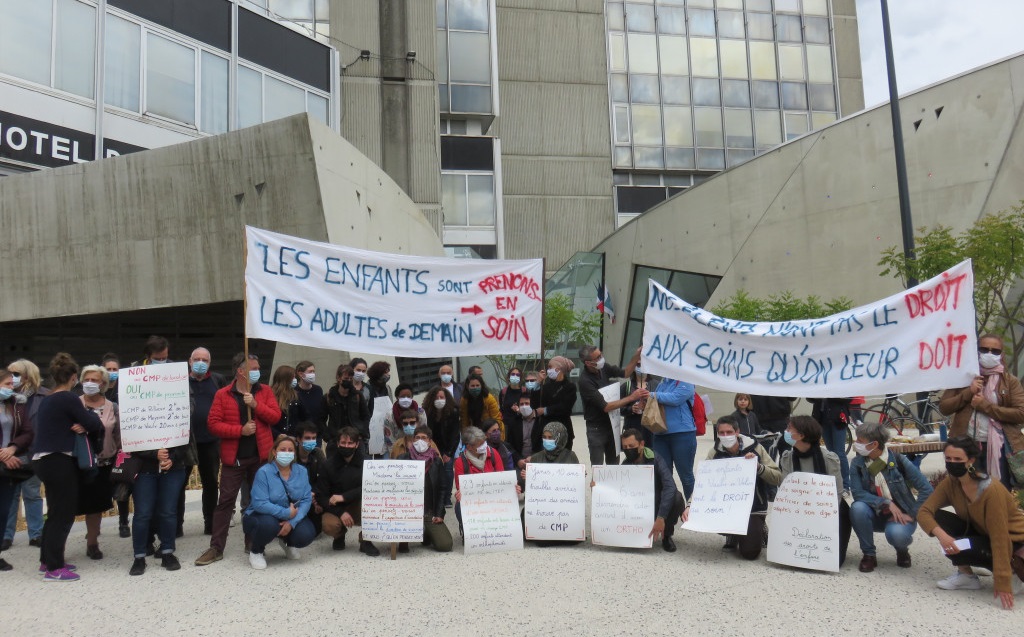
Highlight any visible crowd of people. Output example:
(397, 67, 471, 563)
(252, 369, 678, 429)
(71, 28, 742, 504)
(1, 334, 1023, 609)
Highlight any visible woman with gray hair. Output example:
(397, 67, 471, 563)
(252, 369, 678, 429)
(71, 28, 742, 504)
(453, 425, 508, 537)
(849, 420, 933, 573)
(3, 359, 48, 552)
(78, 364, 121, 560)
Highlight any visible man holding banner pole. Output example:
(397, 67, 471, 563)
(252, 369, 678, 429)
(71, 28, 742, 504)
(578, 345, 647, 466)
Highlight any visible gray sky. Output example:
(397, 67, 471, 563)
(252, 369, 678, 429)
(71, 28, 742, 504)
(856, 0, 1024, 107)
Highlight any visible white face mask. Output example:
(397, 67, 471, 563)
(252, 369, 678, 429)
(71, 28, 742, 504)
(594, 357, 606, 370)
(476, 442, 489, 455)
(303, 373, 316, 384)
(82, 381, 102, 396)
(412, 439, 429, 453)
(353, 371, 368, 382)
(547, 368, 559, 379)
(433, 398, 447, 409)
(398, 397, 413, 408)
(853, 442, 874, 457)
(979, 352, 1001, 369)
(11, 374, 22, 389)
(519, 405, 533, 418)
(719, 435, 738, 449)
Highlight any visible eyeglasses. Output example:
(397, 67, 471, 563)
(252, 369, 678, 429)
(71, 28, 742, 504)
(978, 347, 1002, 355)
(402, 421, 418, 426)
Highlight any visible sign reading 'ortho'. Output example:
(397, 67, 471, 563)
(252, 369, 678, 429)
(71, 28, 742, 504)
(641, 260, 978, 397)
(244, 226, 544, 356)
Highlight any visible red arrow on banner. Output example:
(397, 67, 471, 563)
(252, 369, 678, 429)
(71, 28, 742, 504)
(460, 305, 484, 315)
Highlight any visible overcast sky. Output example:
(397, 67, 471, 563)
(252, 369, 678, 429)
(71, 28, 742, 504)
(855, 0, 1024, 107)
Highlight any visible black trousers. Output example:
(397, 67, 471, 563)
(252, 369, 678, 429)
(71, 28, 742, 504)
(33, 454, 79, 571)
(933, 508, 1023, 570)
(661, 490, 685, 539)
(194, 441, 221, 530)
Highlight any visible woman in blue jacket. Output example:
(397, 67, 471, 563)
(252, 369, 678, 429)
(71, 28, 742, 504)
(651, 377, 697, 500)
(242, 436, 315, 570)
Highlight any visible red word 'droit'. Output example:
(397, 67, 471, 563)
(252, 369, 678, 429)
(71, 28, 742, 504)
(904, 273, 967, 319)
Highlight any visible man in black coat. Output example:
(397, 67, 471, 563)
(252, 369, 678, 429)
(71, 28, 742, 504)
(315, 426, 379, 556)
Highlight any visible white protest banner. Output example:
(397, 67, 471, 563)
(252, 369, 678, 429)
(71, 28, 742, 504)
(767, 472, 840, 572)
(117, 363, 190, 452)
(368, 396, 391, 456)
(598, 383, 624, 455)
(642, 260, 977, 397)
(360, 460, 424, 542)
(524, 464, 586, 542)
(591, 465, 654, 548)
(460, 471, 524, 555)
(245, 226, 544, 356)
(682, 456, 757, 535)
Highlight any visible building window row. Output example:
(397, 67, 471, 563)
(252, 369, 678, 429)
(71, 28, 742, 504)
(436, 0, 493, 115)
(240, 0, 330, 43)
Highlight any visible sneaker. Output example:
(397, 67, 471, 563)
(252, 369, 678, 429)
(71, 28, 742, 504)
(249, 551, 267, 570)
(39, 562, 77, 573)
(28, 537, 41, 547)
(43, 567, 80, 582)
(194, 548, 223, 566)
(0, 558, 11, 571)
(937, 571, 981, 590)
(161, 554, 181, 571)
(129, 558, 146, 576)
(278, 538, 301, 560)
(118, 525, 131, 538)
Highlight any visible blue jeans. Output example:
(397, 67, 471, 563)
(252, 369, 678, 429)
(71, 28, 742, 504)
(849, 500, 916, 555)
(132, 469, 187, 558)
(5, 475, 43, 541)
(653, 431, 697, 500)
(822, 424, 850, 490)
(242, 512, 316, 554)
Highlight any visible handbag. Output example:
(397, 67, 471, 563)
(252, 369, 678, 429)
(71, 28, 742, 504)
(73, 433, 97, 471)
(1007, 448, 1024, 485)
(110, 450, 143, 485)
(0, 455, 33, 482)
(641, 394, 668, 434)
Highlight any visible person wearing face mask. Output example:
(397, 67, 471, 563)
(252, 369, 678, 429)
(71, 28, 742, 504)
(3, 359, 48, 553)
(483, 418, 517, 474)
(270, 365, 308, 439)
(609, 428, 684, 552)
(437, 364, 462, 405)
(389, 383, 426, 436)
(242, 436, 315, 570)
(848, 421, 933, 573)
(510, 392, 538, 460)
(0, 369, 33, 571)
(396, 424, 453, 553)
(187, 347, 229, 537)
(293, 361, 324, 426)
(621, 363, 654, 448)
(778, 415, 851, 567)
(77, 365, 121, 561)
(460, 375, 504, 437)
(131, 335, 172, 367)
(366, 360, 393, 407)
(917, 436, 1024, 609)
(349, 358, 372, 404)
(195, 352, 281, 567)
(294, 423, 325, 536)
(578, 346, 647, 467)
(316, 426, 380, 556)
(423, 386, 460, 508)
(499, 367, 524, 439)
(454, 426, 506, 537)
(939, 334, 1024, 489)
(319, 364, 370, 449)
(536, 358, 578, 449)
(101, 353, 121, 402)
(391, 410, 439, 459)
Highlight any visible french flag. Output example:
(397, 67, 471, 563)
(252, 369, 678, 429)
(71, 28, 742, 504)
(596, 283, 615, 323)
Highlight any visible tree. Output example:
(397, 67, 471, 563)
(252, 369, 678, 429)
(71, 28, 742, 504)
(710, 289, 853, 322)
(877, 203, 1024, 370)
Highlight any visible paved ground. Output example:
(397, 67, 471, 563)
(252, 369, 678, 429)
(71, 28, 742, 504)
(5, 420, 1022, 635)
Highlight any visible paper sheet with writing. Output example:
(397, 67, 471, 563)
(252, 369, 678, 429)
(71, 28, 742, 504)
(597, 383, 624, 455)
(117, 363, 190, 452)
(368, 397, 391, 456)
(591, 465, 654, 548)
(524, 463, 586, 541)
(460, 471, 524, 555)
(682, 456, 757, 534)
(360, 460, 424, 542)
(767, 472, 840, 572)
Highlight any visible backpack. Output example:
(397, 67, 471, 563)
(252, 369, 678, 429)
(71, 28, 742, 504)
(687, 394, 708, 436)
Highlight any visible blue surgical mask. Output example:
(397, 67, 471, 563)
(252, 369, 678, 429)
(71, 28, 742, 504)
(525, 381, 539, 391)
(0, 387, 14, 400)
(440, 374, 453, 384)
(275, 451, 294, 466)
(509, 375, 521, 385)
(248, 370, 261, 384)
(783, 431, 796, 446)
(191, 361, 209, 375)
(11, 374, 22, 388)
(107, 371, 118, 383)
(291, 378, 298, 389)
(150, 358, 167, 365)
(542, 439, 557, 452)
(403, 424, 417, 437)
(301, 440, 318, 452)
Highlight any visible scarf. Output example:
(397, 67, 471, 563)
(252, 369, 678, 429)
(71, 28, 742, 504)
(464, 446, 488, 471)
(392, 400, 420, 425)
(791, 443, 826, 475)
(409, 439, 439, 469)
(540, 422, 571, 463)
(978, 364, 1006, 481)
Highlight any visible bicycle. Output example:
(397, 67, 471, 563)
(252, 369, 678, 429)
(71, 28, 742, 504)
(859, 393, 948, 436)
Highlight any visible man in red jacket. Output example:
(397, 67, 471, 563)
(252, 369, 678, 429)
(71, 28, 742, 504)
(195, 352, 280, 566)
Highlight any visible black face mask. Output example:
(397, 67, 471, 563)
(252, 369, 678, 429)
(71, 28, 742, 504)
(623, 448, 641, 463)
(945, 461, 969, 478)
(338, 446, 356, 459)
(340, 380, 354, 390)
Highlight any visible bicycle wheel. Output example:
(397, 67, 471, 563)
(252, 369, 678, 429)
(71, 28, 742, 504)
(845, 421, 856, 454)
(862, 406, 905, 435)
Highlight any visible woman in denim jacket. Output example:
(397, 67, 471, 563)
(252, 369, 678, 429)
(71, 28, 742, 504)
(849, 421, 933, 573)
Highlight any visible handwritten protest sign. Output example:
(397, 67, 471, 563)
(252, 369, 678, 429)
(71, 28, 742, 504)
(460, 471, 524, 555)
(682, 457, 757, 534)
(360, 460, 424, 542)
(117, 363, 190, 452)
(642, 260, 977, 396)
(524, 464, 586, 542)
(368, 397, 391, 456)
(598, 383, 624, 455)
(767, 472, 840, 572)
(244, 226, 544, 356)
(591, 465, 654, 548)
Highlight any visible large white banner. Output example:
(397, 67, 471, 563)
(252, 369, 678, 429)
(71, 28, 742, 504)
(360, 460, 424, 542)
(682, 457, 758, 535)
(117, 363, 190, 452)
(591, 465, 654, 548)
(244, 226, 544, 356)
(767, 472, 840, 572)
(460, 471, 524, 555)
(524, 464, 587, 542)
(642, 260, 977, 397)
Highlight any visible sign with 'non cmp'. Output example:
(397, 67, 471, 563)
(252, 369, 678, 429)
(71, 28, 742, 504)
(117, 363, 191, 452)
(641, 260, 977, 397)
(244, 226, 544, 356)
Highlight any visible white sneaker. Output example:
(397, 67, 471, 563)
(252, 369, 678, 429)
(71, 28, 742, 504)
(937, 571, 981, 590)
(1013, 576, 1023, 596)
(248, 551, 267, 570)
(278, 538, 300, 560)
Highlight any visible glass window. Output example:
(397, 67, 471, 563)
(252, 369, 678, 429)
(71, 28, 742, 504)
(751, 81, 779, 108)
(624, 3, 655, 32)
(806, 44, 833, 82)
(663, 106, 693, 146)
(776, 0, 801, 12)
(436, 0, 445, 27)
(694, 107, 723, 147)
(609, 33, 626, 71)
(690, 38, 718, 77)
(658, 36, 688, 75)
(634, 146, 664, 169)
(656, 7, 685, 35)
(104, 13, 141, 111)
(805, 16, 829, 44)
(688, 8, 716, 37)
(717, 0, 743, 7)
(724, 109, 753, 148)
(0, 0, 52, 85)
(811, 111, 836, 129)
(54, 0, 95, 98)
(631, 104, 662, 145)
(749, 41, 777, 80)
(720, 40, 748, 79)
(804, 0, 829, 16)
(718, 11, 745, 39)
(627, 34, 658, 74)
(662, 76, 690, 105)
(692, 78, 721, 106)
(606, 2, 624, 31)
(722, 79, 750, 107)
(747, 12, 774, 40)
(237, 65, 263, 128)
(146, 34, 196, 125)
(808, 83, 836, 111)
(696, 148, 725, 170)
(270, 0, 313, 20)
(779, 44, 805, 80)
(727, 148, 755, 167)
(629, 75, 660, 103)
(265, 75, 304, 121)
(746, 0, 771, 9)
(614, 146, 632, 168)
(785, 111, 808, 139)
(438, 84, 449, 112)
(307, 93, 328, 125)
(449, 0, 488, 31)
(754, 110, 782, 147)
(781, 82, 807, 110)
(200, 52, 228, 134)
(442, 173, 468, 225)
(450, 85, 491, 113)
(611, 73, 628, 101)
(436, 31, 448, 82)
(614, 105, 631, 143)
(449, 32, 489, 83)
(776, 14, 802, 42)
(665, 146, 695, 169)
(467, 174, 495, 226)
(687, 0, 713, 6)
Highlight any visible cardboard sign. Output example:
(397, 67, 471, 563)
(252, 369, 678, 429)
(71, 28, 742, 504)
(767, 472, 840, 572)
(682, 456, 758, 534)
(591, 464, 655, 548)
(524, 463, 586, 541)
(598, 383, 624, 455)
(360, 460, 424, 542)
(460, 471, 524, 555)
(117, 363, 190, 452)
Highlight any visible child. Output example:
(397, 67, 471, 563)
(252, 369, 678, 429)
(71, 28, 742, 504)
(730, 393, 762, 437)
